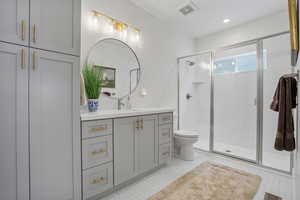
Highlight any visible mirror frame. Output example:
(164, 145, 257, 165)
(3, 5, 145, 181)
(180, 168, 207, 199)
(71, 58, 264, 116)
(85, 38, 141, 100)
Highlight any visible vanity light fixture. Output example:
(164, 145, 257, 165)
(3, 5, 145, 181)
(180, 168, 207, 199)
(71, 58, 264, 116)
(92, 10, 141, 42)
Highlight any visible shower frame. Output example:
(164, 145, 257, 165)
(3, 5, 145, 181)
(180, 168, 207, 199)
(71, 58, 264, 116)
(177, 31, 297, 174)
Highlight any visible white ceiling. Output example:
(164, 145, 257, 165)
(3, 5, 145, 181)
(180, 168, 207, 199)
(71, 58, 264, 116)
(129, 0, 287, 38)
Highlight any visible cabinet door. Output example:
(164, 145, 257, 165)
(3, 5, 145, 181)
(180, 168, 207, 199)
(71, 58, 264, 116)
(114, 117, 138, 185)
(137, 115, 158, 174)
(0, 0, 29, 45)
(30, 0, 81, 55)
(29, 49, 81, 200)
(0, 42, 29, 200)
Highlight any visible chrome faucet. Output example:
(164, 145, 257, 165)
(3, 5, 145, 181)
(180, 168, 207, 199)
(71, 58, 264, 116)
(117, 98, 125, 110)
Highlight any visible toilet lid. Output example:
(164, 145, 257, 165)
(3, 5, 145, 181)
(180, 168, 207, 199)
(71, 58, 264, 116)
(174, 130, 199, 138)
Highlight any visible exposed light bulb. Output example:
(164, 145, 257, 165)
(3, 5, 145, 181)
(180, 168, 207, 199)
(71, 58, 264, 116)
(135, 31, 140, 41)
(129, 28, 136, 42)
(88, 14, 99, 32)
(223, 18, 231, 23)
(108, 21, 114, 33)
(94, 17, 101, 32)
(121, 28, 128, 39)
(98, 16, 107, 33)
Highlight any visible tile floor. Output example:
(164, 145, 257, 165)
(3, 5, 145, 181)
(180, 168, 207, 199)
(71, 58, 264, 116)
(195, 140, 291, 172)
(101, 150, 293, 200)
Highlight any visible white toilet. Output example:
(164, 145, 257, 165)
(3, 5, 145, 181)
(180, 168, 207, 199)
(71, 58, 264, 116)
(174, 130, 199, 161)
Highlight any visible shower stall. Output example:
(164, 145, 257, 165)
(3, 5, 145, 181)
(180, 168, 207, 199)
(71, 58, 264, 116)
(178, 32, 296, 173)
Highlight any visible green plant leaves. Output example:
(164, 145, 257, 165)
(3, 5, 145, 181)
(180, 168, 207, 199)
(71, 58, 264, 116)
(82, 64, 103, 99)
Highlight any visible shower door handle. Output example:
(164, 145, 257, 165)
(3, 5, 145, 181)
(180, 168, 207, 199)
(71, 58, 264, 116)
(254, 98, 257, 106)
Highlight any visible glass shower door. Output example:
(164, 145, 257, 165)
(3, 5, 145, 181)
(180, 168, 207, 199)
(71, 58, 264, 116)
(213, 43, 258, 161)
(179, 52, 212, 151)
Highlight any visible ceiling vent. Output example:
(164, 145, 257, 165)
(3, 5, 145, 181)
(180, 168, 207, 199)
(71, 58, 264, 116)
(179, 1, 199, 16)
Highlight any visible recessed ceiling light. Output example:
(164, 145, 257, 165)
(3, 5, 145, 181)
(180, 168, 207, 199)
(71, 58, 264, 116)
(223, 19, 231, 23)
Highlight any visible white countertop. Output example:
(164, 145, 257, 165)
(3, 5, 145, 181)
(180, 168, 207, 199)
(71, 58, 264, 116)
(81, 108, 175, 121)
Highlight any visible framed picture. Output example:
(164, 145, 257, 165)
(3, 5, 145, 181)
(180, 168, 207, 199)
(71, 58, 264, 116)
(288, 0, 299, 66)
(93, 65, 116, 88)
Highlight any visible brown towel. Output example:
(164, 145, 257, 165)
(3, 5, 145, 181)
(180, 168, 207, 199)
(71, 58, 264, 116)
(270, 76, 297, 151)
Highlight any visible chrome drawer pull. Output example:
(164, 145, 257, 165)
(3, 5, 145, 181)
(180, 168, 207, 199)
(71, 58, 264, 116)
(91, 149, 107, 155)
(90, 177, 105, 184)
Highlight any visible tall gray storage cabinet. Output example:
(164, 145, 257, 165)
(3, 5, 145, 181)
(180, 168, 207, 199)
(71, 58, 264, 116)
(0, 0, 81, 199)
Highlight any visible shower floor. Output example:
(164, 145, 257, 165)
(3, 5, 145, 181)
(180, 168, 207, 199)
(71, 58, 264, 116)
(194, 140, 290, 172)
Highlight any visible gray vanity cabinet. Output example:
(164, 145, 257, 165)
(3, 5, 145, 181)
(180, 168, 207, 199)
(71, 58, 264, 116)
(114, 115, 159, 185)
(114, 117, 138, 185)
(136, 115, 159, 174)
(81, 112, 172, 199)
(81, 119, 114, 200)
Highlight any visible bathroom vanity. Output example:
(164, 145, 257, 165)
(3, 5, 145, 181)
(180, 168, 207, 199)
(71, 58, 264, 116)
(81, 36, 174, 200)
(80, 108, 174, 200)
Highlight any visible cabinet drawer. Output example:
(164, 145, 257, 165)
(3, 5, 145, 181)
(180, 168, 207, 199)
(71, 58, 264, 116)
(83, 162, 113, 200)
(159, 143, 171, 164)
(159, 124, 172, 145)
(82, 135, 113, 170)
(159, 113, 173, 125)
(82, 119, 112, 139)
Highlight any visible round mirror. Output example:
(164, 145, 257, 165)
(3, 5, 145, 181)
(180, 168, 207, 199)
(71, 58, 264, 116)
(86, 38, 141, 100)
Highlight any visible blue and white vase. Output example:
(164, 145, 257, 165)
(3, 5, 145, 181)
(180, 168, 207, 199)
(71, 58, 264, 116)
(87, 99, 99, 112)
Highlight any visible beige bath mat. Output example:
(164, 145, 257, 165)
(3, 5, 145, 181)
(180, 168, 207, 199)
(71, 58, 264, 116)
(149, 162, 261, 200)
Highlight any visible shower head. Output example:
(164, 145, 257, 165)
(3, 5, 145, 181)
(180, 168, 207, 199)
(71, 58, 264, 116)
(186, 60, 195, 66)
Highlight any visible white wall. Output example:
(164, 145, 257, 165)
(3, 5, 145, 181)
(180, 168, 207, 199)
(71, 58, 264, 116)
(81, 0, 193, 113)
(195, 11, 289, 52)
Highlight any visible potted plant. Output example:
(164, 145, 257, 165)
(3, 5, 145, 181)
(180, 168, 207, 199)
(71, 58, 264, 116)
(82, 64, 102, 112)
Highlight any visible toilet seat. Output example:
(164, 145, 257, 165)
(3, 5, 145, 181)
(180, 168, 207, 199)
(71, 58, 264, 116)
(174, 130, 199, 138)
